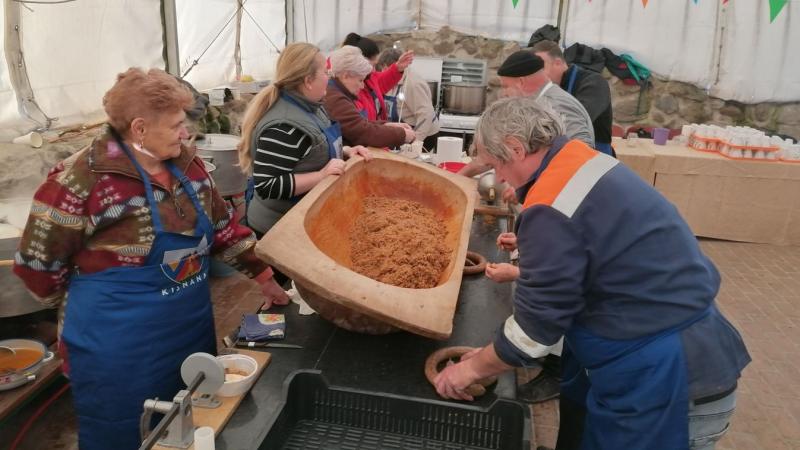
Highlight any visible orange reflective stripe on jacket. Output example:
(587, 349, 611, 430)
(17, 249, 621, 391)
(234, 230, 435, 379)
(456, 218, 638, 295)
(522, 140, 618, 217)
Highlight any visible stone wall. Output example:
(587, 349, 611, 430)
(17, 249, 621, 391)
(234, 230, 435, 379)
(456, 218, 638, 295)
(368, 27, 800, 140)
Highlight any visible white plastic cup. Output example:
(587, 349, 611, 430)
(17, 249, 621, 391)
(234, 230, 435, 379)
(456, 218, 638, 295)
(12, 131, 43, 148)
(194, 426, 215, 450)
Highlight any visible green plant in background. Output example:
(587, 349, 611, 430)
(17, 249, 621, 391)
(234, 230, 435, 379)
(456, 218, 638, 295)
(197, 106, 231, 135)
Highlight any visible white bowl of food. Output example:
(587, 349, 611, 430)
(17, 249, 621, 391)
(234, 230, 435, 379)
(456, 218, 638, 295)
(215, 354, 258, 397)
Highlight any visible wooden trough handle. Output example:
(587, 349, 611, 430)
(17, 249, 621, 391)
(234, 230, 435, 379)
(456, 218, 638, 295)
(0, 259, 14, 267)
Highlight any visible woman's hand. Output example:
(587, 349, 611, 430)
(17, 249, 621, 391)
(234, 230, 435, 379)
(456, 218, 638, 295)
(496, 232, 517, 251)
(396, 50, 415, 72)
(343, 145, 372, 161)
(255, 269, 289, 310)
(485, 263, 520, 283)
(402, 128, 416, 143)
(321, 158, 346, 176)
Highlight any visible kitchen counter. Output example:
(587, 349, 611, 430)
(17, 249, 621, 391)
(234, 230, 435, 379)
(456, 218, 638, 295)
(216, 213, 518, 449)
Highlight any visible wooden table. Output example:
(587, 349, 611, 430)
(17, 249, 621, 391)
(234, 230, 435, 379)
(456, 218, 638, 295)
(0, 351, 63, 422)
(614, 137, 800, 246)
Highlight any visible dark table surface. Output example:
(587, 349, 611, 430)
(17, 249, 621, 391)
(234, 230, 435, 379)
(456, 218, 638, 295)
(217, 214, 517, 450)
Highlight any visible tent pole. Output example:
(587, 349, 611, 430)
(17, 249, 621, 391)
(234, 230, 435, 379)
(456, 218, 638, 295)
(285, 0, 295, 44)
(3, 0, 54, 129)
(235, 0, 243, 80)
(163, 0, 181, 76)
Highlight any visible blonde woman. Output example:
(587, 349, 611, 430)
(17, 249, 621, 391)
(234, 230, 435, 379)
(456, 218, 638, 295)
(239, 42, 371, 236)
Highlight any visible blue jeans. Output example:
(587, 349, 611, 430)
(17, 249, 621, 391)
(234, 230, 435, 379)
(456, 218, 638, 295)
(689, 390, 736, 449)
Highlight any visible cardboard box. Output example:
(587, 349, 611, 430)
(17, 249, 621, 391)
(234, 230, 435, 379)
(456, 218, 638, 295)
(613, 137, 656, 185)
(650, 142, 800, 246)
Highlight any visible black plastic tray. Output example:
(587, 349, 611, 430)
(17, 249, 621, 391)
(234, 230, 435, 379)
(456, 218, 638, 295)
(258, 370, 530, 450)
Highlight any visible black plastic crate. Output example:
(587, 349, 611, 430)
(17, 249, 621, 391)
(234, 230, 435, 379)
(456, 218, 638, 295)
(258, 370, 530, 450)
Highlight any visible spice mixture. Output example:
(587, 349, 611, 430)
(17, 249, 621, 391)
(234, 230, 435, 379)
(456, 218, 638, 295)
(350, 196, 451, 289)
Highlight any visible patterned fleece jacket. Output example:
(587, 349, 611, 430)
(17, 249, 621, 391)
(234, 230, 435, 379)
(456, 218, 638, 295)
(13, 130, 270, 307)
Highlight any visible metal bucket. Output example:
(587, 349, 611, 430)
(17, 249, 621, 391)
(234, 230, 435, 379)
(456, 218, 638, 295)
(196, 134, 247, 197)
(442, 84, 486, 115)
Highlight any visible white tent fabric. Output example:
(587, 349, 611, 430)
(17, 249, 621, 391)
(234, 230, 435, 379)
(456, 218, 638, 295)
(0, 18, 20, 135)
(17, 0, 164, 129)
(713, 1, 800, 103)
(564, 0, 800, 103)
(565, 0, 719, 91)
(0, 0, 797, 134)
(420, 0, 558, 43)
(177, 0, 285, 91)
(289, 0, 416, 52)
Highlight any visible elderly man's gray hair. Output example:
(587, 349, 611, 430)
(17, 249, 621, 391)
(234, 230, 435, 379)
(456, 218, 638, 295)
(476, 96, 564, 162)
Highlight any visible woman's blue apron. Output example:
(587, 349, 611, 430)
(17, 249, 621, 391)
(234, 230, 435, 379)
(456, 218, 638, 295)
(565, 65, 613, 156)
(560, 305, 714, 450)
(384, 90, 401, 123)
(61, 139, 217, 450)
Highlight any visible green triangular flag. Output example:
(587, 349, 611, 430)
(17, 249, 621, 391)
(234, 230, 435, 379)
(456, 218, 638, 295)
(769, 0, 788, 22)
(512, 0, 520, 8)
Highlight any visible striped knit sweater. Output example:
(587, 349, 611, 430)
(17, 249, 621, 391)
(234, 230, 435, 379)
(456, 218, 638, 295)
(252, 123, 313, 200)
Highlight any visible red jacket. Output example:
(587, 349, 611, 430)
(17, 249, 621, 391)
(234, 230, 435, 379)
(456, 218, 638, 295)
(355, 64, 403, 121)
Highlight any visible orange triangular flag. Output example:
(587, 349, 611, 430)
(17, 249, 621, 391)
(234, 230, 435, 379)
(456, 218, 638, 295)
(642, 0, 649, 6)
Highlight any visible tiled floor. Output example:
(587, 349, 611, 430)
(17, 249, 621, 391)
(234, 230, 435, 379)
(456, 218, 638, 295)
(1, 240, 798, 449)
(529, 239, 800, 450)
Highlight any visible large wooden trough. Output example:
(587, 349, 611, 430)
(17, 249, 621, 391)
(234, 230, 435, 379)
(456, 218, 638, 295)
(255, 151, 476, 340)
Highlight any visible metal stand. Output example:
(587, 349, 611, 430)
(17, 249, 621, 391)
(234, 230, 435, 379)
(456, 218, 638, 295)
(138, 353, 225, 450)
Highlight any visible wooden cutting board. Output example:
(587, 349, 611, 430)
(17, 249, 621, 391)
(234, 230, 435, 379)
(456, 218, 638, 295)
(152, 349, 271, 450)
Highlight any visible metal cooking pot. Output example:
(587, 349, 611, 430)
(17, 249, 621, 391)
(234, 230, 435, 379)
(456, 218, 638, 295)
(442, 84, 487, 115)
(0, 338, 53, 391)
(427, 81, 440, 107)
(196, 134, 247, 197)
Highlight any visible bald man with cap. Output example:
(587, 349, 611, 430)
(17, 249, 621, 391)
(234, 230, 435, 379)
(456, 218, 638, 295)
(458, 51, 594, 178)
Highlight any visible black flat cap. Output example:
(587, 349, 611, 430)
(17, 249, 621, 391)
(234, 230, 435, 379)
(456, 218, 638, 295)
(497, 51, 544, 77)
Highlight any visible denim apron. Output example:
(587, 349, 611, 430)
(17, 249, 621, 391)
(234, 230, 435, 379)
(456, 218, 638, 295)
(565, 65, 613, 156)
(561, 305, 714, 450)
(62, 139, 216, 449)
(282, 92, 343, 160)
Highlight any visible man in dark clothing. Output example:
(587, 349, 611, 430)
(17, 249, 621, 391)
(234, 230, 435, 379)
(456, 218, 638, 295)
(531, 40, 614, 156)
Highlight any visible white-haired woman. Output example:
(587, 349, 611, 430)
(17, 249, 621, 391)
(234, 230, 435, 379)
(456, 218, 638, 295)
(434, 97, 749, 450)
(324, 45, 415, 148)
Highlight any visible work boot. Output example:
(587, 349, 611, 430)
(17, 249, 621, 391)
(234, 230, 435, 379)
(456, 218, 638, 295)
(517, 370, 560, 404)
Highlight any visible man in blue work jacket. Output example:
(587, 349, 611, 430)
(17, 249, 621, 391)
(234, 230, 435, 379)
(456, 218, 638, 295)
(435, 97, 750, 450)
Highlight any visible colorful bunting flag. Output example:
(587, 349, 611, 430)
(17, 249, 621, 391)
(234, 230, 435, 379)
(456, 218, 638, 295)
(512, 0, 519, 8)
(642, 0, 649, 6)
(769, 0, 788, 22)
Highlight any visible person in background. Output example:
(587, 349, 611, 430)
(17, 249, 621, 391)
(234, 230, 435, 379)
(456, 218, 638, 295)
(458, 51, 594, 180)
(342, 32, 415, 122)
(324, 45, 415, 148)
(435, 97, 750, 450)
(531, 40, 615, 157)
(238, 43, 371, 243)
(377, 48, 441, 148)
(13, 68, 286, 449)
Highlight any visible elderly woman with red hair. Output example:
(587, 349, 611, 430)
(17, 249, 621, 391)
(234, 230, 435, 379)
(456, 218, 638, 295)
(13, 68, 285, 449)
